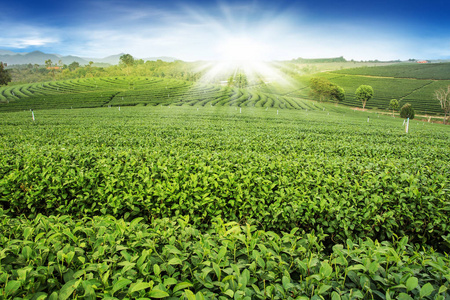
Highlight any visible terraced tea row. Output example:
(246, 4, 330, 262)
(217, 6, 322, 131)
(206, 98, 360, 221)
(304, 73, 446, 114)
(0, 77, 325, 112)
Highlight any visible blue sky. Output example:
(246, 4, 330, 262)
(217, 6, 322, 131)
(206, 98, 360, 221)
(1, 0, 450, 61)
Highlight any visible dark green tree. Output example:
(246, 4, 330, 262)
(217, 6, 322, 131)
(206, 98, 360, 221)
(68, 61, 80, 71)
(120, 54, 134, 75)
(355, 85, 374, 109)
(0, 62, 12, 86)
(330, 85, 345, 103)
(309, 77, 345, 103)
(400, 103, 415, 119)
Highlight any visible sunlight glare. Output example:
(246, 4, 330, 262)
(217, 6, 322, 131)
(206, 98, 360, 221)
(216, 37, 267, 62)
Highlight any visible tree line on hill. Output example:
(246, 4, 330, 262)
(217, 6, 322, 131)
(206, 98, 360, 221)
(3, 56, 205, 84)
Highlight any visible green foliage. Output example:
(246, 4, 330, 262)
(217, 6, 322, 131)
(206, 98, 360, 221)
(0, 76, 320, 111)
(120, 54, 135, 67)
(0, 106, 448, 249)
(355, 85, 374, 109)
(302, 73, 445, 114)
(309, 77, 345, 102)
(68, 61, 80, 71)
(400, 103, 415, 119)
(331, 85, 345, 103)
(228, 73, 248, 88)
(389, 99, 399, 111)
(389, 99, 399, 116)
(0, 105, 449, 298)
(45, 59, 53, 68)
(0, 62, 12, 86)
(333, 62, 450, 80)
(0, 212, 449, 299)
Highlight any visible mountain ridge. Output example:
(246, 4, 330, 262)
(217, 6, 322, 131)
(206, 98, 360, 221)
(0, 50, 178, 65)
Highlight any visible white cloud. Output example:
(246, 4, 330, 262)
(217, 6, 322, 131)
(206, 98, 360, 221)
(2, 1, 449, 61)
(0, 23, 61, 49)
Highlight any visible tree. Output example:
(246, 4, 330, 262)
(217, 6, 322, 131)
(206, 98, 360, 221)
(227, 73, 248, 88)
(227, 75, 234, 87)
(310, 77, 331, 102)
(120, 54, 134, 75)
(309, 77, 345, 103)
(68, 61, 80, 71)
(355, 85, 374, 109)
(400, 103, 415, 119)
(0, 62, 12, 86)
(330, 85, 345, 104)
(434, 85, 450, 124)
(389, 99, 399, 117)
(235, 73, 248, 88)
(45, 59, 53, 69)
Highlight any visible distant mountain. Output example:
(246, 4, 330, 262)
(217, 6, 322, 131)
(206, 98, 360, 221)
(83, 53, 125, 65)
(0, 51, 89, 65)
(0, 49, 19, 55)
(143, 56, 178, 62)
(0, 49, 179, 65)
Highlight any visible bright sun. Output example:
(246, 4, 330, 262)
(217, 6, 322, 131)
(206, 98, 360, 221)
(216, 37, 267, 62)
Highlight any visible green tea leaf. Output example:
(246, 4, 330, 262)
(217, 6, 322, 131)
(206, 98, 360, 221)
(398, 293, 414, 300)
(318, 284, 332, 295)
(420, 283, 434, 298)
(153, 264, 160, 276)
(184, 290, 196, 300)
(173, 282, 193, 293)
(148, 289, 170, 298)
(59, 279, 77, 300)
(405, 277, 418, 291)
(129, 282, 152, 294)
(5, 280, 21, 296)
(112, 278, 132, 296)
(168, 257, 182, 265)
(331, 291, 341, 300)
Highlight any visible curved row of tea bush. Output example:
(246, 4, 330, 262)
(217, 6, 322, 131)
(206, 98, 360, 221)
(1, 211, 449, 300)
(0, 76, 323, 112)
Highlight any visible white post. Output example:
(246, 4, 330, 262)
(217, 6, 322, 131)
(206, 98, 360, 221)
(367, 117, 370, 123)
(31, 110, 35, 121)
(240, 108, 242, 113)
(406, 118, 409, 133)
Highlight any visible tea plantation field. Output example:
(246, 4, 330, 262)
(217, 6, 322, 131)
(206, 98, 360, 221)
(0, 77, 325, 113)
(1, 105, 449, 299)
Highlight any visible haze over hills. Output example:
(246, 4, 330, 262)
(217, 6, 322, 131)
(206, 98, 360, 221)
(0, 50, 178, 66)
